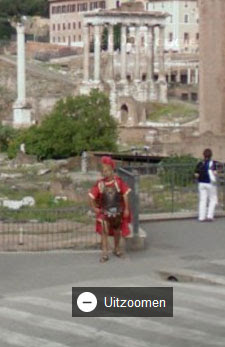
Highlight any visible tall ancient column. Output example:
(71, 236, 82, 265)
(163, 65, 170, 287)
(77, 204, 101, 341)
(195, 67, 199, 84)
(152, 26, 155, 78)
(187, 68, 191, 84)
(107, 24, 114, 81)
(146, 26, 153, 82)
(83, 24, 90, 82)
(16, 23, 26, 105)
(158, 25, 166, 81)
(134, 26, 141, 81)
(94, 25, 101, 82)
(120, 24, 127, 82)
(12, 22, 32, 128)
(158, 25, 167, 103)
(177, 68, 181, 83)
(199, 0, 225, 135)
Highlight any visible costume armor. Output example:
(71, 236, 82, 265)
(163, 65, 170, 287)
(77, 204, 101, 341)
(101, 183, 123, 229)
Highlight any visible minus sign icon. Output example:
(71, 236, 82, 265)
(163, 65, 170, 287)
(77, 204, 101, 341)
(83, 301, 92, 304)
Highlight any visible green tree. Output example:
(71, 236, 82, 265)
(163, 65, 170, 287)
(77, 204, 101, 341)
(0, 0, 48, 40)
(101, 26, 108, 51)
(0, 124, 18, 152)
(0, 0, 48, 18)
(0, 17, 15, 40)
(114, 24, 121, 50)
(8, 90, 118, 160)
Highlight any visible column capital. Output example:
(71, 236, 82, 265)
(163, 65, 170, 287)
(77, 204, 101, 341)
(16, 22, 25, 34)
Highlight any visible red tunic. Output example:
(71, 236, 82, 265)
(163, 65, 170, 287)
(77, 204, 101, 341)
(89, 175, 131, 236)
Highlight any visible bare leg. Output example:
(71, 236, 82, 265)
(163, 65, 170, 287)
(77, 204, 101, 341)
(113, 229, 124, 257)
(114, 229, 121, 253)
(100, 221, 109, 262)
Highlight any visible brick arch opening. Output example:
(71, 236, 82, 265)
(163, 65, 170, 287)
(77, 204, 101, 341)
(120, 104, 129, 124)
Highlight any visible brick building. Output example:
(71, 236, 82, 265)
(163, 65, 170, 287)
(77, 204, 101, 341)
(48, 0, 119, 46)
(146, 0, 199, 53)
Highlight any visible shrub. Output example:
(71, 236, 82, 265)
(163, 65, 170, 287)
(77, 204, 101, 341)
(8, 90, 118, 159)
(0, 124, 18, 152)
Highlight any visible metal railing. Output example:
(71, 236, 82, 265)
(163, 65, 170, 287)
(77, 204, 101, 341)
(0, 207, 100, 252)
(0, 162, 224, 251)
(129, 163, 225, 215)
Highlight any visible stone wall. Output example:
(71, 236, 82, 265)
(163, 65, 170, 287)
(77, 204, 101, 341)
(168, 85, 198, 102)
(27, 41, 64, 55)
(199, 0, 225, 135)
(26, 41, 81, 60)
(119, 125, 225, 162)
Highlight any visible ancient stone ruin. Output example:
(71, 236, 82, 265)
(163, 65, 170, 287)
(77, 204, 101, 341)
(81, 2, 169, 126)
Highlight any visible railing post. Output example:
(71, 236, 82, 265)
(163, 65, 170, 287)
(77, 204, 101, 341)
(118, 167, 140, 236)
(223, 164, 225, 211)
(19, 227, 24, 245)
(133, 173, 140, 236)
(171, 167, 175, 213)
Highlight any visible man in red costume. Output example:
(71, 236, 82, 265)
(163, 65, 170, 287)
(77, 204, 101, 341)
(89, 156, 131, 263)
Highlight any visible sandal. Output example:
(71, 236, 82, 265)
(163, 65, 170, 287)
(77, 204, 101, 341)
(113, 250, 124, 258)
(100, 255, 109, 263)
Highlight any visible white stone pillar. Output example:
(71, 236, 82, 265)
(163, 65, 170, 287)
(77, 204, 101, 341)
(146, 26, 154, 82)
(16, 23, 26, 105)
(144, 26, 148, 55)
(108, 24, 114, 81)
(120, 25, 127, 82)
(158, 25, 167, 103)
(187, 68, 191, 84)
(158, 25, 166, 81)
(195, 67, 199, 84)
(12, 22, 32, 128)
(108, 24, 114, 53)
(152, 27, 155, 78)
(134, 26, 141, 81)
(83, 24, 90, 82)
(177, 68, 181, 83)
(94, 25, 101, 82)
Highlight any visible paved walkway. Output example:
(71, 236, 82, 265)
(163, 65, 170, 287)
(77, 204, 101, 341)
(0, 217, 224, 347)
(141, 217, 225, 284)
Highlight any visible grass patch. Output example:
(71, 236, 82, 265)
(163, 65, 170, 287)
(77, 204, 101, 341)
(139, 172, 198, 213)
(147, 102, 198, 123)
(0, 206, 91, 224)
(45, 63, 62, 71)
(75, 181, 94, 190)
(140, 175, 162, 191)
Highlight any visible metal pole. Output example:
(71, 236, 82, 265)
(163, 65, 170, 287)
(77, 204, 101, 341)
(133, 173, 140, 235)
(220, 164, 225, 210)
(118, 167, 140, 236)
(171, 167, 175, 213)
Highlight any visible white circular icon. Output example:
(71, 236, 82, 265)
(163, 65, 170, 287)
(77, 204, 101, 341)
(77, 292, 97, 312)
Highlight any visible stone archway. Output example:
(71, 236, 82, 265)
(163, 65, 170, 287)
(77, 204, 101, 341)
(118, 97, 143, 125)
(120, 104, 129, 124)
